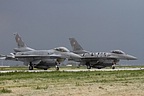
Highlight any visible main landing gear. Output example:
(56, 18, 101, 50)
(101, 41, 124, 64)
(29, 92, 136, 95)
(55, 60, 60, 71)
(55, 65, 59, 71)
(28, 62, 49, 70)
(86, 62, 91, 69)
(29, 62, 33, 70)
(43, 68, 48, 70)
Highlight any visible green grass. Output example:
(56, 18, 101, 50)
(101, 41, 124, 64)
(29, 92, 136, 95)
(1, 66, 144, 95)
(0, 70, 144, 83)
(0, 70, 144, 95)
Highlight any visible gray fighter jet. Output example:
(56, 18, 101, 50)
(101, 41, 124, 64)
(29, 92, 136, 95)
(0, 35, 81, 70)
(69, 38, 137, 69)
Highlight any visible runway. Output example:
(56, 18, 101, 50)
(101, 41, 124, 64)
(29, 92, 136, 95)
(0, 68, 144, 73)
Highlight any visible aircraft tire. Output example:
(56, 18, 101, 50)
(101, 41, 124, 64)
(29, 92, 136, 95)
(29, 66, 33, 70)
(87, 65, 91, 69)
(29, 62, 33, 70)
(112, 66, 115, 69)
(56, 67, 59, 71)
(86, 62, 91, 69)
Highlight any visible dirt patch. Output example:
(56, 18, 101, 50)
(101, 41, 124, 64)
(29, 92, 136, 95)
(1, 83, 144, 96)
(1, 70, 144, 96)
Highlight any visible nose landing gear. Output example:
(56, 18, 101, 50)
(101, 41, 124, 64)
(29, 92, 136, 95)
(112, 61, 116, 69)
(55, 60, 60, 71)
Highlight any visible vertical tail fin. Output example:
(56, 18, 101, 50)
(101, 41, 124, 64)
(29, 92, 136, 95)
(13, 33, 34, 52)
(69, 38, 83, 51)
(14, 33, 26, 48)
(69, 38, 89, 54)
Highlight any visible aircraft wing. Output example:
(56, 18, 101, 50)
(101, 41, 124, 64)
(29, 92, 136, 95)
(0, 54, 18, 61)
(0, 57, 6, 60)
(0, 53, 66, 61)
(14, 54, 65, 59)
(0, 54, 5, 59)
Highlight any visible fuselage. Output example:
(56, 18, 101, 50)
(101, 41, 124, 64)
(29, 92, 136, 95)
(80, 51, 137, 60)
(13, 47, 35, 52)
(77, 50, 137, 69)
(13, 47, 81, 69)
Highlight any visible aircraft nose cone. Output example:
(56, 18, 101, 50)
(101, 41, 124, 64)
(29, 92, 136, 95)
(131, 56, 137, 60)
(127, 55, 137, 60)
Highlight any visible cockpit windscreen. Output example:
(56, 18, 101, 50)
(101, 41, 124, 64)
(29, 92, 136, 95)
(111, 50, 125, 54)
(54, 47, 70, 52)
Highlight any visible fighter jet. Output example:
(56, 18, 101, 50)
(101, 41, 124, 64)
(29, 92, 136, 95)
(0, 35, 81, 70)
(69, 38, 137, 69)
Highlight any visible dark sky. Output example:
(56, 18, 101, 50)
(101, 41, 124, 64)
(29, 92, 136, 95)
(0, 0, 144, 65)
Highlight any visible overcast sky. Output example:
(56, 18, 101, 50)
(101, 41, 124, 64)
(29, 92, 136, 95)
(0, 0, 144, 65)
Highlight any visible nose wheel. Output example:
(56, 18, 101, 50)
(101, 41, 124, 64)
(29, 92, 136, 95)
(112, 61, 116, 69)
(55, 65, 59, 71)
(112, 65, 115, 69)
(86, 62, 91, 69)
(55, 60, 60, 71)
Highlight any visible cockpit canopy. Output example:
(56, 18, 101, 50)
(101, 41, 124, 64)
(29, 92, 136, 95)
(111, 50, 125, 54)
(54, 47, 70, 52)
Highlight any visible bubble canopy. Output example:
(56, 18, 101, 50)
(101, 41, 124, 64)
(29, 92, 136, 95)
(54, 47, 70, 52)
(111, 50, 125, 54)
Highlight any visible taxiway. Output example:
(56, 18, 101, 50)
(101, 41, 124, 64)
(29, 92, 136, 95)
(0, 68, 144, 73)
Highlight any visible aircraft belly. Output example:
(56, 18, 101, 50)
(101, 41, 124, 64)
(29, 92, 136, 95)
(16, 58, 65, 69)
(17, 58, 33, 62)
(33, 59, 56, 69)
(36, 59, 54, 64)
(18, 58, 56, 68)
(36, 62, 55, 66)
(42, 59, 55, 63)
(89, 60, 116, 68)
(92, 63, 113, 68)
(89, 59, 113, 64)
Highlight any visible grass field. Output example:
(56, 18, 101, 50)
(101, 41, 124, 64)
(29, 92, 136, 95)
(0, 67, 144, 96)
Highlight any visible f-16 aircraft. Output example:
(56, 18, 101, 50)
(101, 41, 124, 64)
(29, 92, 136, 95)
(69, 38, 137, 69)
(0, 34, 81, 70)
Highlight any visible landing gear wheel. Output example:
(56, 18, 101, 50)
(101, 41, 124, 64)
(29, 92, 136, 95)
(29, 62, 33, 70)
(87, 65, 91, 69)
(112, 64, 116, 69)
(55, 60, 60, 71)
(112, 66, 115, 69)
(44, 68, 48, 70)
(29, 65, 33, 70)
(56, 67, 59, 71)
(56, 66, 59, 71)
(112, 61, 116, 69)
(86, 62, 91, 69)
